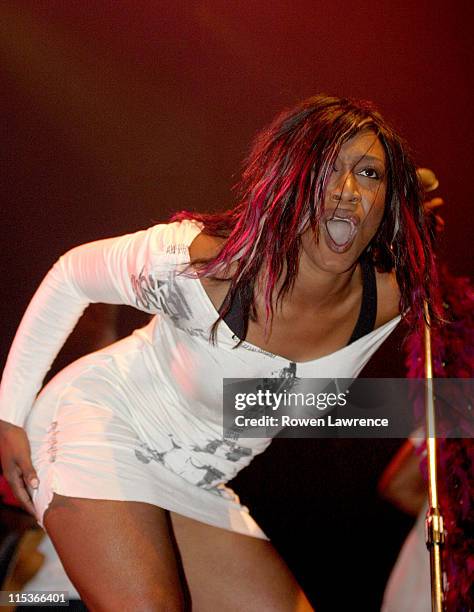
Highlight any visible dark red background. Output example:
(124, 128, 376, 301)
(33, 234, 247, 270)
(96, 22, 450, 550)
(1, 2, 472, 609)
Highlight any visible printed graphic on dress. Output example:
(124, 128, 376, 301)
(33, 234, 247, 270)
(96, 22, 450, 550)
(270, 361, 298, 381)
(188, 459, 226, 487)
(130, 269, 208, 338)
(135, 435, 181, 465)
(231, 335, 277, 359)
(134, 434, 241, 489)
(191, 438, 252, 462)
(131, 269, 192, 318)
(224, 364, 298, 440)
(165, 244, 189, 255)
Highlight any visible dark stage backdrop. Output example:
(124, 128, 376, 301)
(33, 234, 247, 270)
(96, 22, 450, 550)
(1, 2, 472, 610)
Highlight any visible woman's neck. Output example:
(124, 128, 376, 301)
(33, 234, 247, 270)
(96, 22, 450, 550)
(294, 254, 359, 306)
(260, 251, 361, 314)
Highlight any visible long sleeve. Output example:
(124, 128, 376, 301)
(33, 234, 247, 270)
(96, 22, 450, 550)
(0, 220, 202, 427)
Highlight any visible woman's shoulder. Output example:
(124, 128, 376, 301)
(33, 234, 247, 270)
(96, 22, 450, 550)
(146, 218, 203, 252)
(375, 268, 401, 326)
(188, 230, 233, 310)
(188, 230, 226, 264)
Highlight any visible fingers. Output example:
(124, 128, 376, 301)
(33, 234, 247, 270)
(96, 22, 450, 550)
(423, 197, 445, 233)
(1, 449, 39, 516)
(434, 213, 445, 232)
(12, 428, 40, 489)
(7, 465, 37, 516)
(18, 455, 39, 490)
(0, 424, 39, 516)
(16, 455, 39, 515)
(423, 197, 444, 211)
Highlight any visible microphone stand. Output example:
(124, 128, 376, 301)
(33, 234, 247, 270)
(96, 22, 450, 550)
(423, 301, 445, 611)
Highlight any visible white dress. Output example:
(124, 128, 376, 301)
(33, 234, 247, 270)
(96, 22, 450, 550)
(381, 504, 431, 612)
(0, 219, 401, 539)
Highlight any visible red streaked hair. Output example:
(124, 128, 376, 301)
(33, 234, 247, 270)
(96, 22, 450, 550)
(172, 94, 442, 343)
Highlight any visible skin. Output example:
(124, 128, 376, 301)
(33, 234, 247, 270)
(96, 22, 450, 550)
(197, 129, 400, 363)
(0, 420, 38, 515)
(0, 129, 402, 610)
(41, 496, 313, 611)
(300, 129, 387, 276)
(378, 440, 426, 516)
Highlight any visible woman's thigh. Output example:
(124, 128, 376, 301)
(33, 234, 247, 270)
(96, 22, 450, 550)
(169, 512, 314, 612)
(43, 494, 186, 612)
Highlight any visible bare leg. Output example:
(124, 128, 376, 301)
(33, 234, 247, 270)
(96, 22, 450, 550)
(170, 512, 314, 612)
(43, 494, 186, 612)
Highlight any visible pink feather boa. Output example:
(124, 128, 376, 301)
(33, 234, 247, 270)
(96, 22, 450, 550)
(404, 265, 474, 611)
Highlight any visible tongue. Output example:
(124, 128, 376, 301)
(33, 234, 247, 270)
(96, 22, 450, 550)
(326, 219, 353, 246)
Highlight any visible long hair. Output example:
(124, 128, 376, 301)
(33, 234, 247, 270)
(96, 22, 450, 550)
(172, 94, 441, 343)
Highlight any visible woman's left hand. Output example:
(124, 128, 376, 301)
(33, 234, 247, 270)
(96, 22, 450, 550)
(424, 196, 445, 232)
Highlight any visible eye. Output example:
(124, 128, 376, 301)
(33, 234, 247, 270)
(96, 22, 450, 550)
(358, 167, 382, 180)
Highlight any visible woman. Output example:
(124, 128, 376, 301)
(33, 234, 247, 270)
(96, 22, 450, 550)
(0, 95, 438, 610)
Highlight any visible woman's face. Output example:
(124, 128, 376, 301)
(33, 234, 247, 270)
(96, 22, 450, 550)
(301, 129, 388, 273)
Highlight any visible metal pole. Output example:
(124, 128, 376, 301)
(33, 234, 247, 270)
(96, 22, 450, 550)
(423, 301, 445, 612)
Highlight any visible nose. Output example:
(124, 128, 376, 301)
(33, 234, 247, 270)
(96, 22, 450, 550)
(329, 171, 361, 205)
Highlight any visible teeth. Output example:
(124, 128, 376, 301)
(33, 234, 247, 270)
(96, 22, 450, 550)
(326, 218, 354, 246)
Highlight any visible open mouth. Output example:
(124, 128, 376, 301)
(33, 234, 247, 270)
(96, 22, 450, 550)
(324, 214, 359, 253)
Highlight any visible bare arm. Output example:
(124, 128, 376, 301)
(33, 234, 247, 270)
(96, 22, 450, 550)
(378, 439, 426, 516)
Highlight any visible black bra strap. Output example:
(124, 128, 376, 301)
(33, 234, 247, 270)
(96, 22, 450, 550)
(223, 287, 246, 340)
(223, 256, 378, 344)
(347, 255, 377, 344)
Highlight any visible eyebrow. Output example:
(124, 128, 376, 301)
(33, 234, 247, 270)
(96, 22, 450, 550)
(359, 154, 385, 164)
(338, 153, 386, 166)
